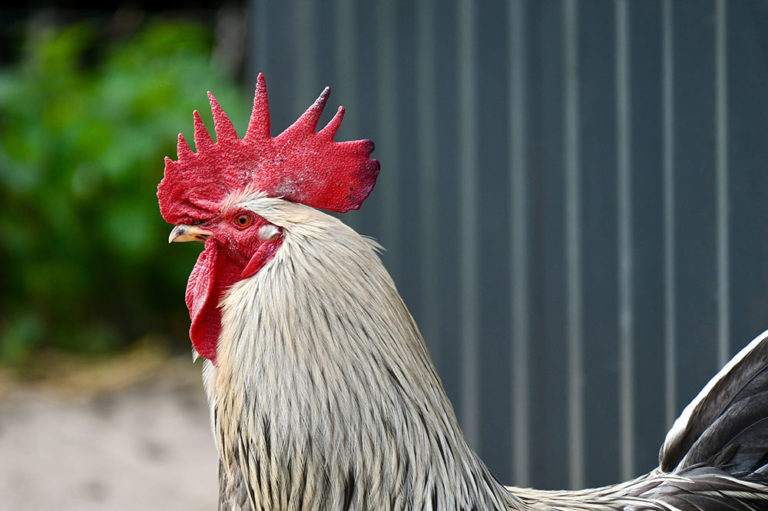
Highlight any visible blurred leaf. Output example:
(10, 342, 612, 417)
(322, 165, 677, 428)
(0, 18, 247, 363)
(0, 313, 43, 364)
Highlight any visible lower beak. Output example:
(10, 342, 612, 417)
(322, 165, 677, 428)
(168, 225, 214, 243)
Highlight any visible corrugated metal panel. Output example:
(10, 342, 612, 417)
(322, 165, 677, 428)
(247, 0, 768, 490)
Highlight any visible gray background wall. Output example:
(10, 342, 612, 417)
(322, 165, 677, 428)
(247, 0, 768, 490)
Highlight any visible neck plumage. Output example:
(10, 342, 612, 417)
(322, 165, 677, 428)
(203, 199, 519, 510)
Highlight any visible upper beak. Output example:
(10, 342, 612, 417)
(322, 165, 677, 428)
(168, 225, 214, 243)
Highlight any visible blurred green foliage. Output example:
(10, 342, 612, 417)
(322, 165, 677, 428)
(0, 20, 249, 363)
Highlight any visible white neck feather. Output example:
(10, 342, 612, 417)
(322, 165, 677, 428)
(203, 197, 518, 510)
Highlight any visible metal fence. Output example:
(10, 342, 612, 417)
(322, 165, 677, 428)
(247, 0, 768, 490)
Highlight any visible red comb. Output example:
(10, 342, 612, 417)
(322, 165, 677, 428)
(158, 74, 379, 225)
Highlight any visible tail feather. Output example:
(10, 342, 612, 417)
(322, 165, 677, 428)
(508, 331, 768, 510)
(660, 329, 768, 481)
(615, 330, 768, 510)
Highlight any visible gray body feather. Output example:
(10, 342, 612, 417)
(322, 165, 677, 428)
(203, 196, 768, 510)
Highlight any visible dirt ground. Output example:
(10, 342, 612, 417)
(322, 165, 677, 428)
(0, 347, 218, 511)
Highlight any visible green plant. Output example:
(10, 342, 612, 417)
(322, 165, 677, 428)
(0, 20, 248, 363)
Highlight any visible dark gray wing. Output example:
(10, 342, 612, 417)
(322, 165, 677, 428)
(620, 466, 767, 511)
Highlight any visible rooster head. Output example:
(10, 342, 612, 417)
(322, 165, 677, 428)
(158, 74, 379, 364)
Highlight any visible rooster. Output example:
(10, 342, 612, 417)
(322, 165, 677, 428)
(159, 75, 768, 510)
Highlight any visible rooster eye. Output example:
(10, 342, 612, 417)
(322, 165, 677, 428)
(234, 214, 253, 229)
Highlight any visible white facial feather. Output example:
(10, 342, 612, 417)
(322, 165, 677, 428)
(257, 224, 280, 241)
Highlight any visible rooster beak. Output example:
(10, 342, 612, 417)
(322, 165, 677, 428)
(168, 225, 214, 243)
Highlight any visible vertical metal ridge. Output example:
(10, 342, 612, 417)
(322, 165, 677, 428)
(563, 0, 585, 489)
(715, 0, 730, 367)
(376, 0, 400, 279)
(250, 0, 269, 81)
(334, 0, 361, 231)
(509, 0, 530, 487)
(416, 0, 440, 355)
(294, 0, 317, 112)
(615, 0, 635, 481)
(333, 0, 357, 132)
(457, 0, 480, 448)
(662, 0, 677, 427)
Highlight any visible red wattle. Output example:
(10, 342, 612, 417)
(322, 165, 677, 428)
(186, 242, 238, 364)
(185, 237, 284, 364)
